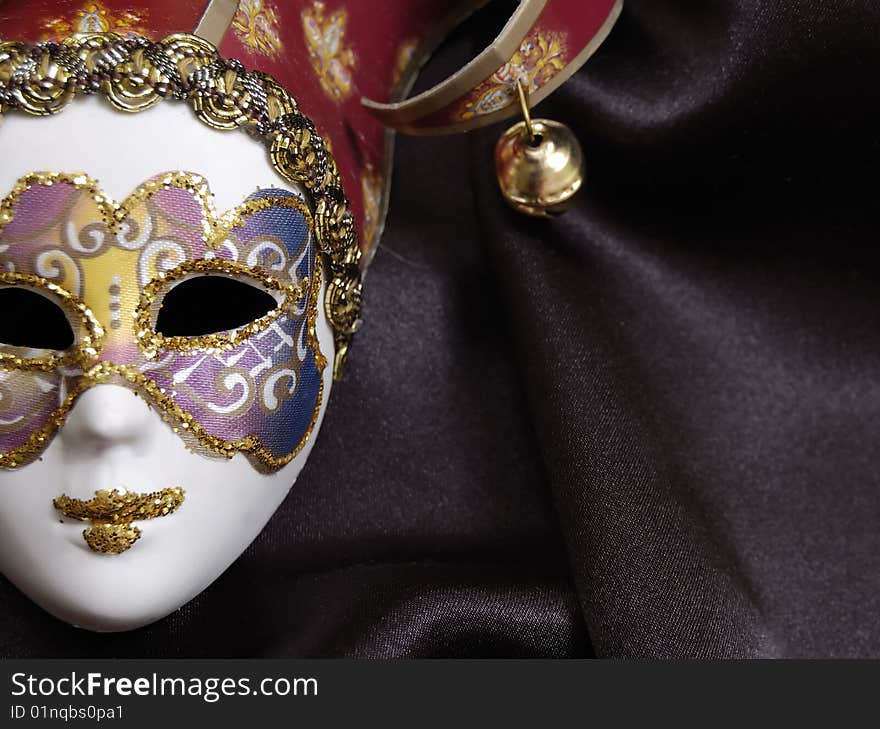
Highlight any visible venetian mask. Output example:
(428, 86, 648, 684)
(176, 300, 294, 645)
(0, 34, 357, 631)
(0, 0, 618, 632)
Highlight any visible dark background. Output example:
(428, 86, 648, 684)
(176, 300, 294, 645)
(4, 0, 880, 658)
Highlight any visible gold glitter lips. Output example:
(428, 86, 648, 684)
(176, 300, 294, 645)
(53, 487, 185, 555)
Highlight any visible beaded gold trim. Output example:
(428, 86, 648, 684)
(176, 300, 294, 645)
(0, 32, 363, 379)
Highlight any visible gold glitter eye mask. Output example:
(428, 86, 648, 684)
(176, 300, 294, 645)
(0, 171, 326, 472)
(0, 33, 363, 380)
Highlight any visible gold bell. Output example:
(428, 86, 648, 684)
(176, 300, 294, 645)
(495, 80, 585, 218)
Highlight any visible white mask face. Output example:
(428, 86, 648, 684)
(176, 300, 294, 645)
(0, 98, 334, 632)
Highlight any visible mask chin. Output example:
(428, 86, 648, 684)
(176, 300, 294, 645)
(0, 99, 336, 632)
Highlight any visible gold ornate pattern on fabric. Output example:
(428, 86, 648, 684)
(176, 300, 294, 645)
(360, 0, 623, 136)
(360, 164, 382, 251)
(0, 171, 327, 472)
(301, 1, 356, 102)
(41, 2, 150, 40)
(54, 487, 185, 554)
(392, 37, 419, 88)
(0, 31, 362, 379)
(458, 29, 567, 122)
(232, 0, 283, 58)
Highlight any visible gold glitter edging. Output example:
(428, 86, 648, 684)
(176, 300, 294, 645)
(133, 194, 313, 357)
(0, 256, 326, 472)
(0, 271, 104, 372)
(137, 258, 306, 357)
(1, 170, 214, 243)
(1, 171, 316, 358)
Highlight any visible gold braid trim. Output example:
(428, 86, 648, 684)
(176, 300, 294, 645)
(0, 32, 362, 379)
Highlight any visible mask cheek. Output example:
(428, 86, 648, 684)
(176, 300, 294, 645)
(144, 313, 323, 470)
(0, 369, 68, 467)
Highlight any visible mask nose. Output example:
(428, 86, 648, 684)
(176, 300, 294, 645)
(60, 384, 157, 452)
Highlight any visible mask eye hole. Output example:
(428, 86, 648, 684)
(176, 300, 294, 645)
(0, 287, 75, 350)
(155, 275, 280, 337)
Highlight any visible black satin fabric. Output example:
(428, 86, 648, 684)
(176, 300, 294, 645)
(4, 0, 880, 658)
